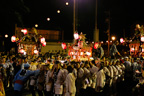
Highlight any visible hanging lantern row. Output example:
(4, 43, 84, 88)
(11, 36, 47, 47)
(69, 51, 91, 56)
(19, 48, 39, 55)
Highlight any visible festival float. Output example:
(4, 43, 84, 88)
(11, 27, 46, 55)
(62, 32, 92, 61)
(129, 24, 144, 57)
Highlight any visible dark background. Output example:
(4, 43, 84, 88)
(0, 0, 144, 51)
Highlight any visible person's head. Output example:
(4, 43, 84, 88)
(109, 61, 113, 66)
(63, 63, 67, 69)
(113, 40, 119, 45)
(2, 57, 6, 63)
(67, 65, 73, 73)
(80, 62, 84, 68)
(104, 60, 109, 67)
(70, 61, 75, 68)
(54, 61, 60, 70)
(85, 63, 90, 69)
(99, 62, 104, 70)
(38, 57, 41, 61)
(24, 64, 30, 70)
(40, 65, 45, 71)
(12, 57, 16, 62)
(89, 62, 94, 68)
(98, 43, 101, 47)
(116, 60, 120, 65)
(47, 60, 51, 64)
(131, 58, 134, 63)
(112, 60, 116, 65)
(0, 58, 2, 64)
(91, 60, 95, 65)
(24, 58, 28, 63)
(124, 56, 129, 61)
(76, 62, 80, 69)
(103, 57, 106, 61)
(95, 58, 100, 65)
(129, 55, 132, 60)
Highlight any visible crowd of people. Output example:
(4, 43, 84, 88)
(0, 51, 144, 96)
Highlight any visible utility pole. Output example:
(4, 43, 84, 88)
(107, 11, 110, 56)
(73, 0, 76, 34)
(94, 0, 99, 42)
(123, 28, 125, 38)
(95, 0, 98, 32)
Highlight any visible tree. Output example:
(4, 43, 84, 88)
(0, 0, 30, 35)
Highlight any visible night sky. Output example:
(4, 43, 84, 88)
(1, 0, 144, 42)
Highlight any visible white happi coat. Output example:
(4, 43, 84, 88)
(76, 68, 84, 92)
(103, 67, 110, 84)
(108, 66, 114, 86)
(115, 65, 122, 77)
(96, 69, 106, 89)
(112, 65, 118, 81)
(103, 67, 110, 77)
(120, 64, 125, 72)
(65, 73, 76, 96)
(46, 70, 53, 92)
(73, 68, 77, 79)
(89, 65, 99, 88)
(54, 69, 64, 95)
(63, 68, 68, 95)
(83, 67, 91, 89)
(30, 65, 37, 71)
(77, 68, 84, 79)
(63, 69, 68, 80)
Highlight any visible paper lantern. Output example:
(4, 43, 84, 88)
(141, 36, 144, 42)
(142, 49, 144, 52)
(80, 52, 83, 55)
(94, 42, 99, 49)
(131, 48, 135, 52)
(21, 29, 27, 35)
(42, 41, 46, 46)
(24, 52, 26, 55)
(70, 52, 74, 55)
(120, 38, 124, 43)
(20, 49, 24, 54)
(74, 33, 79, 40)
(86, 52, 91, 56)
(11, 36, 16, 42)
(40, 37, 45, 44)
(34, 50, 38, 54)
(62, 43, 67, 49)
